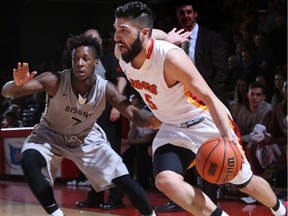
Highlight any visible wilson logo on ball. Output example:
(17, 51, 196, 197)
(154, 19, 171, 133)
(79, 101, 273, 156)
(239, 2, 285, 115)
(196, 138, 242, 184)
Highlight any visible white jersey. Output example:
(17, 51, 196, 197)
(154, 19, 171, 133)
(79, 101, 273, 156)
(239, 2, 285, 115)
(119, 39, 207, 126)
(119, 39, 237, 151)
(119, 39, 252, 185)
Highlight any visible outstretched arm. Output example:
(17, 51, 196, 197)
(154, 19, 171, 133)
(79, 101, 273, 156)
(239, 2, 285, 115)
(105, 82, 161, 129)
(2, 62, 59, 98)
(2, 62, 37, 98)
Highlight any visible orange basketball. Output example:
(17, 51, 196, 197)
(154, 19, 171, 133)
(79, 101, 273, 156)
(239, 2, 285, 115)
(195, 137, 242, 184)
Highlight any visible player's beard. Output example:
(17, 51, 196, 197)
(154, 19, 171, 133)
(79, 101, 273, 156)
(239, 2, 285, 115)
(122, 32, 142, 63)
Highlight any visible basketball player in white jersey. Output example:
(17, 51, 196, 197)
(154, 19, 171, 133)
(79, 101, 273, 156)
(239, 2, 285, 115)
(1, 34, 159, 216)
(112, 1, 286, 216)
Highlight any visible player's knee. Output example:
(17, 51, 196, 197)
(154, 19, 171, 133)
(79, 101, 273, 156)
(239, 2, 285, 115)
(238, 175, 262, 194)
(154, 171, 178, 192)
(20, 149, 46, 172)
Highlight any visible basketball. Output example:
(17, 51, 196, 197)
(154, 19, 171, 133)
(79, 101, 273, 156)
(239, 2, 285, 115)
(195, 137, 242, 184)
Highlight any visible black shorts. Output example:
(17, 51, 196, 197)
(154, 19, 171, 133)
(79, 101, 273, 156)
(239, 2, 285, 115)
(153, 144, 196, 177)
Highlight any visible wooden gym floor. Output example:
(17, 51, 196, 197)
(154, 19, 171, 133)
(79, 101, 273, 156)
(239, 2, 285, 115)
(0, 177, 287, 216)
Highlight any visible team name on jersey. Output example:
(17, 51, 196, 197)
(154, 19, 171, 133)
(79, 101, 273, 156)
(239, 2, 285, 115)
(65, 106, 92, 118)
(129, 78, 158, 95)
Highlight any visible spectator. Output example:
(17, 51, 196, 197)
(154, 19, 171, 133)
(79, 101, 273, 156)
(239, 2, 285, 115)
(176, 0, 230, 109)
(229, 77, 249, 122)
(253, 31, 276, 92)
(271, 69, 286, 110)
(226, 55, 242, 101)
(255, 73, 272, 102)
(237, 82, 272, 203)
(235, 40, 248, 62)
(240, 30, 255, 53)
(237, 82, 272, 175)
(1, 110, 21, 128)
(240, 49, 259, 85)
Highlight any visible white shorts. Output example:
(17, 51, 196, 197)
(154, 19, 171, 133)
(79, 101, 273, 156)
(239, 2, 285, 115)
(22, 124, 128, 192)
(152, 112, 253, 185)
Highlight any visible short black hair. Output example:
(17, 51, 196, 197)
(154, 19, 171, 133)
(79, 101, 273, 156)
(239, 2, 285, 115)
(115, 1, 154, 35)
(249, 82, 266, 95)
(175, 0, 201, 13)
(66, 33, 103, 59)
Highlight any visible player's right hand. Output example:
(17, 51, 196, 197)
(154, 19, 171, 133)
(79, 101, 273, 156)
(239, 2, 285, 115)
(13, 62, 37, 86)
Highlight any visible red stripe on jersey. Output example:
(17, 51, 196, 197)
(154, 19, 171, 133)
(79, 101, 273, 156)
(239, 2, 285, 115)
(146, 39, 154, 59)
(184, 87, 207, 109)
(228, 115, 242, 146)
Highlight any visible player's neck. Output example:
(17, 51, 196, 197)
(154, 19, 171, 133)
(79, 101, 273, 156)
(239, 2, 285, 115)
(130, 39, 153, 69)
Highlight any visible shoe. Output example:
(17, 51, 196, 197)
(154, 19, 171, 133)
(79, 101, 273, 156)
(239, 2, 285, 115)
(75, 199, 101, 208)
(240, 196, 257, 204)
(66, 180, 77, 186)
(155, 201, 183, 212)
(78, 180, 90, 187)
(99, 200, 124, 210)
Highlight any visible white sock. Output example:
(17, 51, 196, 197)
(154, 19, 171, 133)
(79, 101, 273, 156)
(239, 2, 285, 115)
(49, 208, 64, 216)
(270, 200, 286, 216)
(221, 211, 229, 216)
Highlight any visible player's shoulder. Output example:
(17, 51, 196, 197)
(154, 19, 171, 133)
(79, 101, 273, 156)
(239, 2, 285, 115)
(37, 70, 60, 82)
(155, 39, 179, 47)
(154, 39, 181, 54)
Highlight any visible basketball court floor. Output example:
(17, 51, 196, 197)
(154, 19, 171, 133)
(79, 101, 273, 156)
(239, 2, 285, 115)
(1, 177, 287, 216)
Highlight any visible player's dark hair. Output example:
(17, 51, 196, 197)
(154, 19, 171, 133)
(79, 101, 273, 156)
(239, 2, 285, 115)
(66, 33, 103, 59)
(115, 1, 153, 37)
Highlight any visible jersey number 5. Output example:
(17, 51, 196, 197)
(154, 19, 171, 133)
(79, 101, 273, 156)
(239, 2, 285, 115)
(144, 93, 157, 110)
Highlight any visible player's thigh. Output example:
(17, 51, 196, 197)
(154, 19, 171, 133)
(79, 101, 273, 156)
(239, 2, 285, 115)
(153, 144, 195, 177)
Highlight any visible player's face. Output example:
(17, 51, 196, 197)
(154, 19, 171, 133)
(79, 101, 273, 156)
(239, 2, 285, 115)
(114, 18, 143, 63)
(71, 46, 97, 81)
(176, 5, 198, 31)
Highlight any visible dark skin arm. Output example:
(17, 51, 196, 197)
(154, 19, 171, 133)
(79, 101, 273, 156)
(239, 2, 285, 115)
(2, 63, 161, 129)
(1, 62, 59, 98)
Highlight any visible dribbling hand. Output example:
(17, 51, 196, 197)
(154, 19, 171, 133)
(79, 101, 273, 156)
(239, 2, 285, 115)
(13, 62, 37, 86)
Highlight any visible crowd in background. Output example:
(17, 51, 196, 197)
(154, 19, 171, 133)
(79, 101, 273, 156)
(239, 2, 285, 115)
(0, 0, 287, 198)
